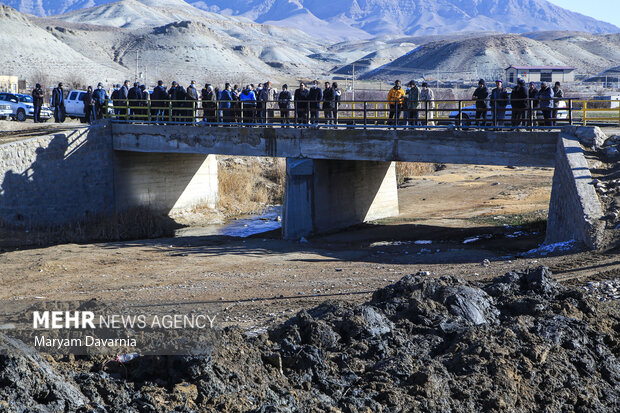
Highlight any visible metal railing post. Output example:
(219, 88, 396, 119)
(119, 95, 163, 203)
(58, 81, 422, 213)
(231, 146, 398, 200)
(568, 98, 572, 125)
(583, 101, 587, 126)
(457, 100, 462, 128)
(363, 101, 367, 128)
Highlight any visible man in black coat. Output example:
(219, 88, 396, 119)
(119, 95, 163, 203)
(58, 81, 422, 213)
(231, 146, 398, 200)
(294, 82, 310, 126)
(308, 80, 322, 124)
(51, 82, 65, 123)
(278, 84, 292, 126)
(127, 82, 143, 120)
(201, 84, 217, 123)
(110, 84, 120, 117)
(32, 83, 44, 123)
(82, 86, 95, 124)
(322, 81, 335, 125)
(510, 79, 528, 127)
(528, 82, 539, 123)
(472, 79, 488, 127)
(152, 80, 168, 122)
(168, 81, 186, 122)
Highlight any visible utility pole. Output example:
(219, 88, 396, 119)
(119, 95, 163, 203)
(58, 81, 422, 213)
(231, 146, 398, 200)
(135, 51, 139, 83)
(352, 63, 355, 102)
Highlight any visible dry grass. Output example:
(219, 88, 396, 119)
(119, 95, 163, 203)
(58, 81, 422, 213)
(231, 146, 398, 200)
(218, 157, 286, 217)
(218, 158, 436, 214)
(395, 162, 437, 185)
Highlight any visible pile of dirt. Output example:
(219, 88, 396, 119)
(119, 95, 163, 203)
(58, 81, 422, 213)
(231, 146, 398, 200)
(1, 267, 619, 412)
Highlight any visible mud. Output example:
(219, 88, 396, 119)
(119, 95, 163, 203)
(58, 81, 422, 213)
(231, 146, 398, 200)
(1, 267, 619, 412)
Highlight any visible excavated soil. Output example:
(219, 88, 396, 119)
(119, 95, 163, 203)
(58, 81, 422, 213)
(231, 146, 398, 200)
(1, 267, 619, 412)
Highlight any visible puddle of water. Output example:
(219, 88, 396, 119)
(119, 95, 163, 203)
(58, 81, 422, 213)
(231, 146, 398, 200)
(175, 206, 282, 238)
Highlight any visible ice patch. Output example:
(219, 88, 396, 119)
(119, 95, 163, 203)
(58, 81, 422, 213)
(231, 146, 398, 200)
(520, 240, 578, 257)
(463, 237, 480, 244)
(414, 240, 432, 245)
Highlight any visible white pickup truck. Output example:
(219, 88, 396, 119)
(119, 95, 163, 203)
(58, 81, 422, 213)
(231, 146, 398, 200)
(64, 90, 88, 121)
(64, 89, 113, 121)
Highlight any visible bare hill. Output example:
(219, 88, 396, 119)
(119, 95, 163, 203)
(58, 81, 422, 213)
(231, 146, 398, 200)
(362, 34, 620, 80)
(0, 5, 126, 83)
(0, 3, 330, 86)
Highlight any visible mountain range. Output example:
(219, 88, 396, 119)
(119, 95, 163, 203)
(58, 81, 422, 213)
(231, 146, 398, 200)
(1, 0, 619, 87)
(2, 0, 618, 41)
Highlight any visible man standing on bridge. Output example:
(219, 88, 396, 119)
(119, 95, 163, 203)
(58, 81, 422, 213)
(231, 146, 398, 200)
(405, 80, 420, 126)
(490, 80, 508, 127)
(537, 82, 555, 127)
(387, 80, 405, 127)
(92, 83, 108, 121)
(510, 78, 528, 127)
(31, 83, 44, 123)
(51, 82, 65, 123)
(308, 80, 323, 125)
(472, 79, 488, 127)
(294, 82, 310, 126)
(186, 80, 199, 123)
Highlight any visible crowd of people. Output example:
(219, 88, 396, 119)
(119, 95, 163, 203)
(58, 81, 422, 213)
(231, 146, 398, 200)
(471, 79, 564, 126)
(45, 79, 346, 125)
(37, 77, 564, 127)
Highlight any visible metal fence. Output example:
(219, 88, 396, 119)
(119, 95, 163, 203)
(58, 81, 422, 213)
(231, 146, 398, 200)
(102, 98, 620, 129)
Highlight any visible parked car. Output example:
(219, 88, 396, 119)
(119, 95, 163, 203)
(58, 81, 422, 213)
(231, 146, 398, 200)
(0, 92, 53, 122)
(449, 94, 567, 126)
(0, 103, 12, 120)
(64, 90, 113, 121)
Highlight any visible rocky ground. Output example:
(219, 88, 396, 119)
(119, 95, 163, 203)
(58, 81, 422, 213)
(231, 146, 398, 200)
(582, 128, 620, 249)
(1, 266, 619, 412)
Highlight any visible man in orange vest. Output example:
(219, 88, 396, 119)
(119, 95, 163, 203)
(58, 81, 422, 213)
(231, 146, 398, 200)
(387, 80, 405, 127)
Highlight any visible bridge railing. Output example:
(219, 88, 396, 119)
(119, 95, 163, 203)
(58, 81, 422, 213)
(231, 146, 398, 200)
(102, 98, 620, 128)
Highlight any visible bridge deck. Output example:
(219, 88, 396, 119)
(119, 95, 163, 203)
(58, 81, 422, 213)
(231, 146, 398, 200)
(111, 123, 559, 167)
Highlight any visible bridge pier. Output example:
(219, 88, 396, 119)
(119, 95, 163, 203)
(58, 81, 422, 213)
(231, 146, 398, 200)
(282, 158, 399, 240)
(114, 152, 218, 214)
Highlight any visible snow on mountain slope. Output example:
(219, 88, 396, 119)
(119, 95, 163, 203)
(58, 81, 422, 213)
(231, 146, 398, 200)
(3, 0, 617, 41)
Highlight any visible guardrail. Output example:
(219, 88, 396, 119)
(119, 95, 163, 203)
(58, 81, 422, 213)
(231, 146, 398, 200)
(102, 98, 620, 128)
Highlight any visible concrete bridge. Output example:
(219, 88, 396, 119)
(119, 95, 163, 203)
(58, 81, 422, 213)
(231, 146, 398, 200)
(0, 122, 602, 248)
(111, 123, 565, 241)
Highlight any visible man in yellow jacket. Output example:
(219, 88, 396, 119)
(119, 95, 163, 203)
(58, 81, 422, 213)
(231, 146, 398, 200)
(387, 80, 405, 126)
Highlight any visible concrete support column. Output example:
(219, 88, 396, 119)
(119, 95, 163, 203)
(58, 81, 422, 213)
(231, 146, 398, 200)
(114, 152, 218, 214)
(283, 158, 399, 240)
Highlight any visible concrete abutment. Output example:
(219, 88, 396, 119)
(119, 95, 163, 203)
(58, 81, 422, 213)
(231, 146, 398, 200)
(283, 158, 399, 240)
(114, 152, 218, 215)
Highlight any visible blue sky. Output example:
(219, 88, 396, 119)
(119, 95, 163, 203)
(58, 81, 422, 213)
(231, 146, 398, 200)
(546, 0, 620, 27)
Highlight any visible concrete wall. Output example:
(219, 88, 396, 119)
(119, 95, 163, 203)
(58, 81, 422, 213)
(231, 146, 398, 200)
(112, 123, 558, 167)
(283, 158, 398, 239)
(0, 125, 115, 227)
(0, 124, 219, 229)
(545, 133, 605, 249)
(114, 152, 218, 214)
